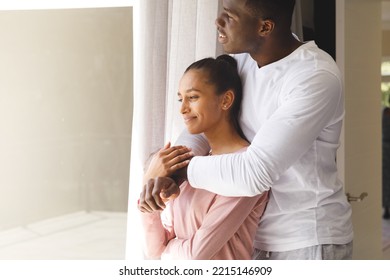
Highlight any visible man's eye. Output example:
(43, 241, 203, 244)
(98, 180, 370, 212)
(177, 98, 183, 102)
(225, 13, 233, 20)
(189, 96, 199, 100)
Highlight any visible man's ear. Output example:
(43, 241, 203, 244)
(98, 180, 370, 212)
(258, 19, 275, 36)
(221, 90, 235, 110)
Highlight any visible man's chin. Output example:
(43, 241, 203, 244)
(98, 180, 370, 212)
(221, 45, 244, 55)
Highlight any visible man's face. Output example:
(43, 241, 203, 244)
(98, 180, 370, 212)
(215, 0, 261, 54)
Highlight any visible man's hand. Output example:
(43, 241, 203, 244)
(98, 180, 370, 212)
(138, 177, 180, 213)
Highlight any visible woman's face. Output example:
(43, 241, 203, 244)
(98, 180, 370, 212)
(178, 69, 225, 135)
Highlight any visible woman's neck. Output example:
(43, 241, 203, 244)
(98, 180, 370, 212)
(204, 121, 249, 155)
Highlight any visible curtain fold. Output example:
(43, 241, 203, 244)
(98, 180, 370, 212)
(165, 0, 222, 143)
(126, 0, 303, 260)
(126, 0, 221, 260)
(292, 0, 304, 41)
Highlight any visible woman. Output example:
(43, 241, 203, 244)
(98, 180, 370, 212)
(138, 55, 268, 260)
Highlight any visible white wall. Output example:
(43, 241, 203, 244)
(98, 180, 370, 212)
(0, 7, 133, 230)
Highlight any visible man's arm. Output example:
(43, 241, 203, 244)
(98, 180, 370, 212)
(174, 130, 210, 157)
(188, 72, 343, 196)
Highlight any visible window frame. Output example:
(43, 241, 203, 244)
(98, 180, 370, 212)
(0, 0, 133, 10)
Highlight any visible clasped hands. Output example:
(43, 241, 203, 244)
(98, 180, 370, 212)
(138, 143, 194, 213)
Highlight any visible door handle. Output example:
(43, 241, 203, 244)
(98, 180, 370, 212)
(346, 192, 368, 202)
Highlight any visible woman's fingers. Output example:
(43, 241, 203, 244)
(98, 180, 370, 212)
(159, 145, 191, 157)
(168, 159, 190, 173)
(164, 148, 193, 172)
(146, 145, 193, 178)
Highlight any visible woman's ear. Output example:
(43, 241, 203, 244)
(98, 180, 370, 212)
(221, 90, 235, 110)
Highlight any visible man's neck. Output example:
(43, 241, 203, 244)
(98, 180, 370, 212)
(251, 34, 303, 67)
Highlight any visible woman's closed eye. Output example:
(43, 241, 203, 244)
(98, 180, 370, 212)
(178, 96, 199, 103)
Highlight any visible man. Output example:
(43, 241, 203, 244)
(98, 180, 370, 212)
(140, 0, 353, 260)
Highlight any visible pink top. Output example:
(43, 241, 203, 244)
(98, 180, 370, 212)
(141, 181, 268, 260)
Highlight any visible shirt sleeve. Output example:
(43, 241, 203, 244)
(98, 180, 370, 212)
(174, 130, 210, 156)
(140, 203, 176, 259)
(161, 193, 268, 260)
(188, 71, 343, 196)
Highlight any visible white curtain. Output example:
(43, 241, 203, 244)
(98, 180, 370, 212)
(126, 0, 303, 260)
(292, 0, 304, 41)
(126, 0, 222, 260)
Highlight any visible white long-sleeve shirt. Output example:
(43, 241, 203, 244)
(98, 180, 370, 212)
(179, 41, 353, 252)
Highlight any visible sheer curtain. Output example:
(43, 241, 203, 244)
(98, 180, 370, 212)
(126, 0, 221, 260)
(292, 0, 303, 40)
(126, 0, 303, 260)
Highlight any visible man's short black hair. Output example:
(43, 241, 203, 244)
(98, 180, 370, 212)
(244, 0, 296, 26)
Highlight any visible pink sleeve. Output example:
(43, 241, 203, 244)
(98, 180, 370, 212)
(140, 203, 176, 259)
(161, 193, 268, 260)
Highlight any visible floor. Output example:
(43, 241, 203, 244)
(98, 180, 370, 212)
(0, 210, 389, 260)
(0, 211, 127, 260)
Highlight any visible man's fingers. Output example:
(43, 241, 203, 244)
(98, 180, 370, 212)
(150, 187, 166, 210)
(138, 192, 154, 213)
(147, 179, 166, 210)
(138, 177, 181, 213)
(138, 203, 152, 213)
(158, 177, 180, 200)
(138, 180, 165, 212)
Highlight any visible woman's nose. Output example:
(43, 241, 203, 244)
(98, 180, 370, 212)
(180, 100, 189, 114)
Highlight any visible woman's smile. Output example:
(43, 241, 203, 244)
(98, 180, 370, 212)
(183, 115, 197, 124)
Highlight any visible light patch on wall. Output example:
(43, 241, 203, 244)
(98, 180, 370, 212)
(382, 57, 390, 106)
(382, 58, 390, 76)
(0, 0, 133, 10)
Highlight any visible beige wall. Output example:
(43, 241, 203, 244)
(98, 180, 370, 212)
(337, 0, 382, 259)
(0, 8, 133, 230)
(383, 30, 390, 57)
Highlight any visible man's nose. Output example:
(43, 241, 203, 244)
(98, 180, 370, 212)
(215, 14, 225, 28)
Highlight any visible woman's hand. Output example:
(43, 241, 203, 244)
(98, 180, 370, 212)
(143, 142, 193, 183)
